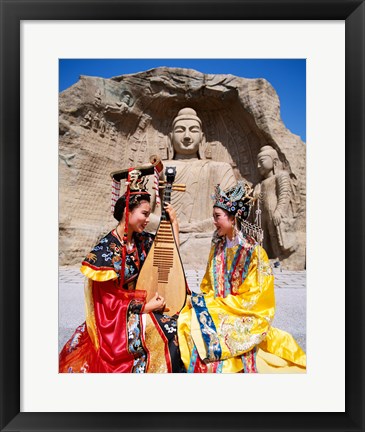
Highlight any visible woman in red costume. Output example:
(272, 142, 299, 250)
(59, 177, 185, 373)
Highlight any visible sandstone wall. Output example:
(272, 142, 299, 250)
(59, 67, 306, 269)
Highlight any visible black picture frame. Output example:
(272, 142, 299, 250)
(1, 1, 364, 431)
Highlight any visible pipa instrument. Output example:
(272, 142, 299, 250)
(136, 166, 187, 316)
(110, 154, 163, 182)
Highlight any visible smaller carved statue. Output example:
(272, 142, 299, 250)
(254, 145, 299, 261)
(99, 116, 106, 135)
(94, 89, 102, 107)
(120, 91, 133, 107)
(104, 101, 129, 115)
(81, 110, 93, 128)
(92, 112, 100, 131)
(109, 123, 117, 141)
(104, 90, 133, 115)
(138, 114, 151, 131)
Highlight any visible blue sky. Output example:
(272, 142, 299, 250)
(59, 59, 306, 142)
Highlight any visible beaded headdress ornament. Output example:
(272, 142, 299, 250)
(212, 181, 264, 245)
(110, 155, 163, 214)
(125, 169, 150, 200)
(212, 181, 254, 220)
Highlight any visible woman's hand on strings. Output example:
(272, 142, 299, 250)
(164, 203, 177, 225)
(164, 203, 180, 247)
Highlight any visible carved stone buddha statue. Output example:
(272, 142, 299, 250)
(254, 145, 299, 261)
(165, 107, 237, 233)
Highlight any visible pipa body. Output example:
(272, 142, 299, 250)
(136, 167, 187, 316)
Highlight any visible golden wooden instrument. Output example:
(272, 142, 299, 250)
(110, 154, 163, 182)
(136, 166, 187, 316)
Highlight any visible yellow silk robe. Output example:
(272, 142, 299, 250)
(177, 235, 306, 373)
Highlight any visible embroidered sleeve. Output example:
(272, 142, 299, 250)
(129, 298, 145, 314)
(80, 232, 119, 281)
(80, 264, 118, 282)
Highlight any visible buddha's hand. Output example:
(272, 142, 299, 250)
(272, 210, 282, 226)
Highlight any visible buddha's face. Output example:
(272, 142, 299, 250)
(171, 119, 203, 156)
(257, 154, 274, 177)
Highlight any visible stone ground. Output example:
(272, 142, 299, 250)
(59, 267, 306, 353)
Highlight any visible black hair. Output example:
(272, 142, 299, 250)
(213, 205, 235, 219)
(113, 194, 151, 222)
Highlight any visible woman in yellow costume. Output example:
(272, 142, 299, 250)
(177, 181, 306, 373)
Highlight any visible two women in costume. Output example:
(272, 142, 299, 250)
(59, 169, 185, 373)
(177, 181, 306, 373)
(60, 169, 306, 373)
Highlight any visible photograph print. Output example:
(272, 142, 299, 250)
(58, 59, 306, 374)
